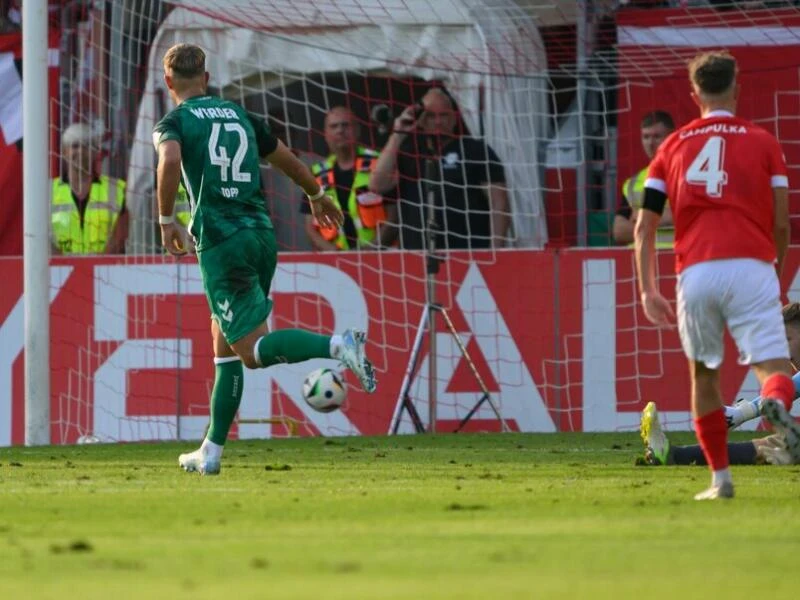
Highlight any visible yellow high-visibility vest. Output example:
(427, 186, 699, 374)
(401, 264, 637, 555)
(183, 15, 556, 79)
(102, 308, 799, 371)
(310, 147, 387, 250)
(51, 175, 125, 254)
(174, 184, 192, 228)
(622, 167, 674, 249)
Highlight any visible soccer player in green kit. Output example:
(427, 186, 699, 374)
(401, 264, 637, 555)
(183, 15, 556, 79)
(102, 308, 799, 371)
(153, 43, 377, 475)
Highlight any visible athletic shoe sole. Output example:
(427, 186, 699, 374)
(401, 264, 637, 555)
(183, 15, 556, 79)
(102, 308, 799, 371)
(342, 329, 377, 393)
(761, 399, 800, 463)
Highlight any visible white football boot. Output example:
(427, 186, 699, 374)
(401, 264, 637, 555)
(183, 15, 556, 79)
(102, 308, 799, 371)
(694, 481, 735, 501)
(178, 447, 221, 476)
(335, 329, 377, 393)
(725, 398, 760, 430)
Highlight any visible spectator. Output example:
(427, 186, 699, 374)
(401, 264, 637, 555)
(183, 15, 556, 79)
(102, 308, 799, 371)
(171, 183, 193, 251)
(301, 106, 397, 251)
(370, 87, 509, 250)
(51, 123, 127, 254)
(613, 110, 675, 247)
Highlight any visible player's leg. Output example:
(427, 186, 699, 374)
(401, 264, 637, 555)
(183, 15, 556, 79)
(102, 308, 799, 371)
(229, 325, 330, 370)
(227, 229, 376, 392)
(178, 319, 243, 475)
(751, 358, 800, 461)
(641, 402, 761, 465)
(244, 328, 376, 393)
(675, 262, 733, 499)
(690, 360, 734, 499)
(671, 442, 759, 466)
(719, 371, 799, 429)
(725, 259, 800, 461)
(724, 397, 762, 429)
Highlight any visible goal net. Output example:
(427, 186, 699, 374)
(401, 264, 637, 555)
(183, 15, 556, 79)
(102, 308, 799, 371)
(14, 0, 800, 445)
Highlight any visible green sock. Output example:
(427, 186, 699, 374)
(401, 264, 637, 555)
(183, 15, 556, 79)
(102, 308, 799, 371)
(256, 329, 332, 367)
(207, 358, 244, 445)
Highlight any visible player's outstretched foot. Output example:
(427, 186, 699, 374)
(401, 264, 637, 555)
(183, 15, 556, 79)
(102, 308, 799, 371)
(726, 398, 759, 430)
(640, 401, 671, 466)
(761, 399, 800, 462)
(694, 481, 734, 500)
(337, 329, 377, 393)
(178, 448, 221, 476)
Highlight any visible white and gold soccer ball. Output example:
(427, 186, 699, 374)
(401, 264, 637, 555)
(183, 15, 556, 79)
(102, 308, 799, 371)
(302, 368, 347, 413)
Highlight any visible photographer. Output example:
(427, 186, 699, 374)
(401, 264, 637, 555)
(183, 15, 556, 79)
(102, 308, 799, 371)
(369, 88, 509, 250)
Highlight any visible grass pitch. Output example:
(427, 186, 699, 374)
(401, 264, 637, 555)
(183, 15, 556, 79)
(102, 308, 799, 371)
(1, 432, 799, 600)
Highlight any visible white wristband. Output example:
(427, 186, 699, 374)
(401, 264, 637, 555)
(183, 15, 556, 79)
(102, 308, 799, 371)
(159, 214, 175, 225)
(308, 188, 326, 202)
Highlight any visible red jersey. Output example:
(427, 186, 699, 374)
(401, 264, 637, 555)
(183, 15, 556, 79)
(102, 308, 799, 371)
(645, 112, 789, 273)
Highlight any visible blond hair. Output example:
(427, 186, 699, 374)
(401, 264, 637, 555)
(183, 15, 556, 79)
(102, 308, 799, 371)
(163, 43, 206, 79)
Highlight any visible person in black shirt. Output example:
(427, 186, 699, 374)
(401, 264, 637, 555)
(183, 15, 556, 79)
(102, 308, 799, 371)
(369, 88, 509, 250)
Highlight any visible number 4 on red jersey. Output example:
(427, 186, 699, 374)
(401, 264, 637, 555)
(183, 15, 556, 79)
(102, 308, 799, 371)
(645, 113, 789, 273)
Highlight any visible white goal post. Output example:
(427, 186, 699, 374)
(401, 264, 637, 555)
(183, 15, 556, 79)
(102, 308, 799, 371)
(23, 0, 51, 446)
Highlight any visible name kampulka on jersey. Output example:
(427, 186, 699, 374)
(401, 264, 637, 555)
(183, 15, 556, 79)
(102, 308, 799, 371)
(679, 123, 747, 139)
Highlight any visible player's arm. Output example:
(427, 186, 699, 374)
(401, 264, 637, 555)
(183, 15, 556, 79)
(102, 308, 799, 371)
(634, 180, 675, 326)
(248, 112, 321, 199)
(634, 200, 661, 297)
(265, 141, 321, 198)
(266, 141, 343, 229)
(773, 186, 789, 278)
(248, 113, 342, 229)
(660, 202, 674, 227)
(157, 141, 182, 223)
(156, 140, 187, 256)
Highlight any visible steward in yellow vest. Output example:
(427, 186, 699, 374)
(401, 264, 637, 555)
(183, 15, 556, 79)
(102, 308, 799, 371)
(51, 175, 127, 254)
(302, 107, 396, 251)
(612, 110, 675, 249)
(52, 122, 128, 254)
(618, 167, 674, 248)
(306, 146, 391, 250)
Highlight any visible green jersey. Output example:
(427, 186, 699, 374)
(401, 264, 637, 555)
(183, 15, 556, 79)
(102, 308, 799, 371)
(153, 95, 279, 251)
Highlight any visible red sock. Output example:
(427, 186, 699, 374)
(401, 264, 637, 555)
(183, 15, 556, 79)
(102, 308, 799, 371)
(761, 373, 795, 412)
(694, 408, 729, 471)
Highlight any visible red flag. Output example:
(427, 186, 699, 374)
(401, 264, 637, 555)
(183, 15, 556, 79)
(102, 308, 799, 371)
(0, 30, 60, 256)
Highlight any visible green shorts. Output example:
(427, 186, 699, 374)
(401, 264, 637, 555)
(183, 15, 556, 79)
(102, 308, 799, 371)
(197, 227, 277, 344)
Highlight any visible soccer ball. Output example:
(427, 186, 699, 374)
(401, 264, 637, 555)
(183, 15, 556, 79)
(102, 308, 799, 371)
(302, 368, 347, 413)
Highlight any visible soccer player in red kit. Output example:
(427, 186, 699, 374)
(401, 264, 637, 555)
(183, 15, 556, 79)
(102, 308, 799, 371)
(634, 51, 800, 500)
